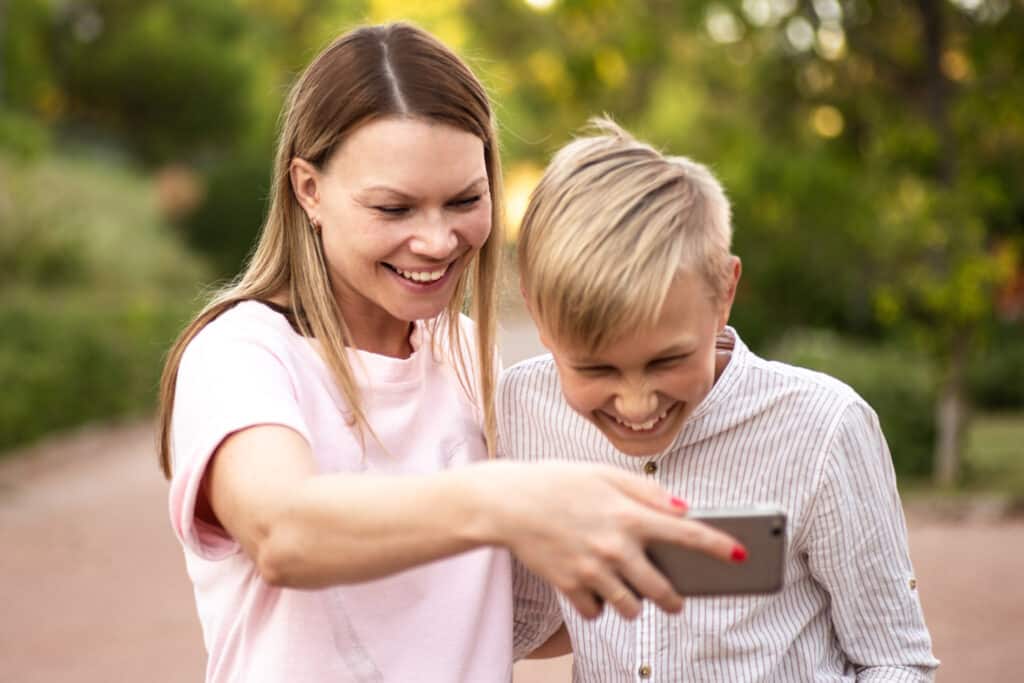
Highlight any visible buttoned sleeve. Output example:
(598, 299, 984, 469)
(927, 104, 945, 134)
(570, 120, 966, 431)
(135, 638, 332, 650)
(511, 558, 565, 660)
(804, 400, 940, 680)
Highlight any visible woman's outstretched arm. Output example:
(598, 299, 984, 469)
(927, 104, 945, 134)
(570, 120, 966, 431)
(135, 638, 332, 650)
(204, 423, 741, 618)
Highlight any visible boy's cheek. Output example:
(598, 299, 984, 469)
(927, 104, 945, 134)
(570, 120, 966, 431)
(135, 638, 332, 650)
(557, 374, 603, 417)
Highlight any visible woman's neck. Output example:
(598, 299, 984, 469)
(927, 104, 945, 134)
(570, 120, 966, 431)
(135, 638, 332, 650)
(269, 292, 415, 358)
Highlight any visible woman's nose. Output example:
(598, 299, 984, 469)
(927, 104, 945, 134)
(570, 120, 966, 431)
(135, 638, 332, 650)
(409, 213, 458, 259)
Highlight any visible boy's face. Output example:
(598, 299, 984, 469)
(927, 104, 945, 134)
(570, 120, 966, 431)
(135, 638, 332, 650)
(539, 266, 738, 457)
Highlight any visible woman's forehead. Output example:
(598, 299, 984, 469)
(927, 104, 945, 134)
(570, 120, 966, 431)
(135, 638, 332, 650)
(327, 117, 486, 189)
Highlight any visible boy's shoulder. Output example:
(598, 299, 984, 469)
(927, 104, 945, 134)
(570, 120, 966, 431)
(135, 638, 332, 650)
(757, 355, 860, 399)
(498, 352, 559, 392)
(743, 350, 873, 427)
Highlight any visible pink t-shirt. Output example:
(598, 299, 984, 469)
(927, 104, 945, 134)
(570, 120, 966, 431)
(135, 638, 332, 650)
(168, 301, 512, 683)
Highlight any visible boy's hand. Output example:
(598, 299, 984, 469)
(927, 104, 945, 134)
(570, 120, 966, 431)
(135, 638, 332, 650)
(471, 461, 742, 620)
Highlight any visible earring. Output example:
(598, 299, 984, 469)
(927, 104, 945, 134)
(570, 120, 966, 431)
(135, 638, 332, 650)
(308, 215, 321, 233)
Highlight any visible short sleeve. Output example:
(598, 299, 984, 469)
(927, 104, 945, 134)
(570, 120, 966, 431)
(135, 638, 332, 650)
(167, 327, 311, 561)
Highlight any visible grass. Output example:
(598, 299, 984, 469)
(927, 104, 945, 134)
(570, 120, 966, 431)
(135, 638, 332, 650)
(962, 412, 1024, 498)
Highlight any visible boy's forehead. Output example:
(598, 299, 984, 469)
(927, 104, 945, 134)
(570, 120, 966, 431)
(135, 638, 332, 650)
(541, 271, 719, 364)
(549, 324, 701, 364)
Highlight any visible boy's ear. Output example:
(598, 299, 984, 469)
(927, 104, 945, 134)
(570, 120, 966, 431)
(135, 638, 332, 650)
(518, 282, 554, 351)
(718, 256, 742, 331)
(289, 157, 322, 217)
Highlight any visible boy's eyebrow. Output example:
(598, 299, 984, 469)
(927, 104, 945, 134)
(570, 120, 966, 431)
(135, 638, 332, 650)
(356, 177, 488, 202)
(572, 343, 696, 365)
(650, 344, 694, 357)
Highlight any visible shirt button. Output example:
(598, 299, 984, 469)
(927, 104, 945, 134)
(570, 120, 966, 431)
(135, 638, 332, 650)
(643, 461, 657, 475)
(909, 578, 918, 590)
(638, 664, 652, 678)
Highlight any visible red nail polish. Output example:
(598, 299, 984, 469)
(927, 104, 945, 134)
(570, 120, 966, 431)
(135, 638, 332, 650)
(731, 545, 748, 563)
(670, 497, 688, 511)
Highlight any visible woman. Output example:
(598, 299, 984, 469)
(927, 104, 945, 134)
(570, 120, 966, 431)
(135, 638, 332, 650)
(158, 22, 738, 682)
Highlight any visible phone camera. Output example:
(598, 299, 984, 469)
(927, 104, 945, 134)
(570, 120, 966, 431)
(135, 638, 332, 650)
(771, 525, 783, 537)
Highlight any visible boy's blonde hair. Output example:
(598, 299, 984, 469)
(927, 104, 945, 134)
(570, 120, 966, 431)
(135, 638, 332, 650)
(518, 118, 733, 351)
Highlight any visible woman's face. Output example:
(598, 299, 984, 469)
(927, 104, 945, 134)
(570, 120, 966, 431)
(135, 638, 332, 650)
(292, 117, 491, 349)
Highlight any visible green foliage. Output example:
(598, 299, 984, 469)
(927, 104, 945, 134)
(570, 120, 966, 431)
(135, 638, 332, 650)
(0, 108, 51, 160)
(770, 330, 937, 480)
(182, 150, 273, 278)
(51, 0, 256, 164)
(969, 323, 1024, 411)
(962, 412, 1024, 497)
(0, 153, 209, 452)
(0, 295, 195, 451)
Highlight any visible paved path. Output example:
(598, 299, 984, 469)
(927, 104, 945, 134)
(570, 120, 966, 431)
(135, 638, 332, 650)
(1, 320, 1021, 681)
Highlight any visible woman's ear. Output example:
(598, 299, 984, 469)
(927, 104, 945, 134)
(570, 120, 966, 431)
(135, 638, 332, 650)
(289, 157, 321, 218)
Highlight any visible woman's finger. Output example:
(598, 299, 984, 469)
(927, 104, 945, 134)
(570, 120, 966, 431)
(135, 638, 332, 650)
(617, 553, 684, 614)
(644, 514, 745, 565)
(588, 571, 643, 620)
(564, 587, 604, 621)
(598, 466, 689, 516)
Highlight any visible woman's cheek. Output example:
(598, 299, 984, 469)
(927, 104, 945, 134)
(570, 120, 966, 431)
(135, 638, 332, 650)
(460, 203, 492, 248)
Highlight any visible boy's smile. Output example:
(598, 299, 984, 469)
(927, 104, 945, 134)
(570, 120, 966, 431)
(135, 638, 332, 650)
(539, 267, 738, 457)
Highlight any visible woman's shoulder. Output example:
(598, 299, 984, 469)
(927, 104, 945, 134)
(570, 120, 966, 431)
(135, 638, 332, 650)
(183, 300, 299, 366)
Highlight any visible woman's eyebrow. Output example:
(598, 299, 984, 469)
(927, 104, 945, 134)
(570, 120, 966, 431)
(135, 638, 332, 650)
(356, 186, 416, 202)
(356, 176, 488, 202)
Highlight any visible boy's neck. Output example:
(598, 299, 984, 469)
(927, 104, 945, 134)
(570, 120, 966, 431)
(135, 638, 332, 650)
(714, 328, 735, 381)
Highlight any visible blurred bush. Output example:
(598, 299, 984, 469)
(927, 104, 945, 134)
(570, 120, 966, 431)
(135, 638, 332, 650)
(0, 110, 51, 160)
(182, 150, 273, 278)
(0, 153, 209, 452)
(969, 323, 1024, 411)
(770, 329, 937, 481)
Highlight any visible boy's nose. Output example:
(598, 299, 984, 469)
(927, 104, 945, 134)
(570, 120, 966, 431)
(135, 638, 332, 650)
(613, 385, 659, 422)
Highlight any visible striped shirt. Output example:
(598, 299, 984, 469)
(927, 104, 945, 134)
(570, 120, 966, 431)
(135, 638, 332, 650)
(500, 328, 938, 682)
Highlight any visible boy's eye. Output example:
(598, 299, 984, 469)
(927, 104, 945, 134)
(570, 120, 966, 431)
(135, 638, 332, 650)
(448, 195, 481, 209)
(650, 354, 689, 369)
(574, 365, 615, 376)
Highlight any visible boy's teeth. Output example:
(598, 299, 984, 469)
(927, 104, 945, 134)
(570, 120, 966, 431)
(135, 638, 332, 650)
(397, 266, 446, 283)
(614, 407, 671, 432)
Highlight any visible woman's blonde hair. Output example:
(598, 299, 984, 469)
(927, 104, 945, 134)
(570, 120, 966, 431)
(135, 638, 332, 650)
(157, 23, 503, 478)
(518, 117, 733, 352)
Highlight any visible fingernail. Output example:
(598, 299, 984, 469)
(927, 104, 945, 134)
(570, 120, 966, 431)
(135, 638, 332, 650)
(670, 497, 688, 511)
(731, 545, 748, 563)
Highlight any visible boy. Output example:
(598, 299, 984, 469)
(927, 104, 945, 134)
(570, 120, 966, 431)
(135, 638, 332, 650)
(501, 120, 938, 681)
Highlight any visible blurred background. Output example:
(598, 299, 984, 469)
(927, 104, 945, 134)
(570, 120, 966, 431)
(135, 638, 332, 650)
(0, 0, 1021, 680)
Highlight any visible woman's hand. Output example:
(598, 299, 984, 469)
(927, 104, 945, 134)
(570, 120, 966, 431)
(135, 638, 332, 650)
(469, 461, 743, 620)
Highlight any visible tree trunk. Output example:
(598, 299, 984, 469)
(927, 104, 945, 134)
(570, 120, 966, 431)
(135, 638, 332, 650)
(916, 0, 971, 484)
(934, 329, 970, 486)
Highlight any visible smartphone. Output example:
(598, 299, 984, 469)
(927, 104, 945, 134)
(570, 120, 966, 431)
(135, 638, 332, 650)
(647, 505, 787, 597)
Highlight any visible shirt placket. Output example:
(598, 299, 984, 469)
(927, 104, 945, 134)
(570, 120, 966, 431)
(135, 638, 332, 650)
(635, 456, 663, 681)
(635, 600, 655, 681)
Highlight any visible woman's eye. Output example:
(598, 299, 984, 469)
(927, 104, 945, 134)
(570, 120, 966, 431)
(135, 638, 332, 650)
(374, 206, 409, 216)
(449, 195, 481, 209)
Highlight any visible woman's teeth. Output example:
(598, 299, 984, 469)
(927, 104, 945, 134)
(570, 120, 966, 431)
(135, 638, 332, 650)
(396, 266, 447, 283)
(614, 406, 671, 432)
